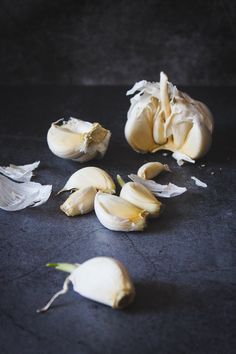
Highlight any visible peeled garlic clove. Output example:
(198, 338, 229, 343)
(120, 182, 163, 217)
(137, 162, 170, 180)
(125, 72, 214, 163)
(60, 186, 96, 216)
(47, 117, 111, 162)
(37, 257, 135, 312)
(59, 167, 116, 194)
(94, 192, 148, 232)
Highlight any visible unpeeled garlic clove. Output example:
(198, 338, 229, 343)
(137, 162, 171, 180)
(94, 192, 148, 232)
(37, 257, 135, 312)
(60, 186, 97, 216)
(120, 181, 163, 217)
(125, 72, 214, 163)
(47, 117, 111, 162)
(59, 167, 116, 194)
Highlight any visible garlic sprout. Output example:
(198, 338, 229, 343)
(125, 72, 213, 164)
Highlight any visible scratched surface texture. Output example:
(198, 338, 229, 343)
(0, 0, 236, 85)
(0, 86, 236, 354)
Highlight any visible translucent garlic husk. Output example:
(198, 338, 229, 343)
(120, 182, 163, 217)
(125, 72, 214, 162)
(60, 186, 97, 216)
(47, 117, 111, 162)
(94, 192, 148, 232)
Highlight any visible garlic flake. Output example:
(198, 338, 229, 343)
(47, 117, 111, 162)
(125, 72, 213, 163)
(191, 176, 207, 188)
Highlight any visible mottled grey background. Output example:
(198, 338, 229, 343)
(1, 0, 236, 85)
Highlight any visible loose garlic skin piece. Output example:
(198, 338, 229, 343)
(94, 192, 148, 232)
(137, 162, 170, 180)
(47, 118, 111, 162)
(125, 72, 214, 162)
(37, 257, 135, 312)
(60, 186, 97, 216)
(59, 167, 116, 194)
(120, 182, 163, 218)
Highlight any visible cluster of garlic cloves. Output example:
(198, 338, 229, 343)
(47, 117, 111, 162)
(125, 72, 214, 164)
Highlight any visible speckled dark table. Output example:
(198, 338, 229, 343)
(0, 87, 236, 354)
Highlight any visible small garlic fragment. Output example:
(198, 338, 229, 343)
(120, 181, 163, 217)
(94, 192, 148, 232)
(47, 117, 111, 162)
(37, 257, 135, 312)
(125, 72, 214, 163)
(137, 162, 171, 180)
(60, 186, 97, 216)
(191, 176, 207, 188)
(59, 167, 116, 194)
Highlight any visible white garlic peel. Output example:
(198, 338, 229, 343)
(59, 167, 116, 194)
(60, 186, 97, 216)
(47, 117, 111, 162)
(120, 181, 163, 217)
(191, 176, 207, 188)
(0, 161, 40, 182)
(125, 72, 213, 162)
(137, 162, 171, 179)
(94, 192, 148, 232)
(129, 174, 187, 198)
(37, 257, 135, 312)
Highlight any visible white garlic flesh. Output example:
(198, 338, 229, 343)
(94, 192, 148, 232)
(137, 162, 170, 179)
(59, 166, 116, 194)
(47, 117, 111, 162)
(125, 72, 213, 163)
(37, 257, 135, 312)
(60, 186, 97, 216)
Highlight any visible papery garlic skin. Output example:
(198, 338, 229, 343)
(94, 192, 148, 232)
(120, 182, 163, 217)
(47, 117, 111, 162)
(59, 167, 116, 194)
(60, 186, 96, 216)
(71, 257, 135, 309)
(137, 162, 170, 180)
(125, 72, 214, 162)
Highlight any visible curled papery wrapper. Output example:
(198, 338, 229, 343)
(0, 161, 40, 182)
(128, 174, 187, 198)
(125, 72, 214, 164)
(191, 176, 207, 188)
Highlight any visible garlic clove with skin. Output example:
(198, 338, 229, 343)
(137, 162, 171, 180)
(47, 117, 111, 162)
(94, 192, 148, 232)
(37, 257, 135, 312)
(60, 186, 97, 216)
(125, 72, 214, 163)
(59, 167, 116, 194)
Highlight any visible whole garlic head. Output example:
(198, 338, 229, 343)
(125, 72, 214, 162)
(47, 117, 111, 162)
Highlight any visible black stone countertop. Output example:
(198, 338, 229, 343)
(0, 87, 236, 354)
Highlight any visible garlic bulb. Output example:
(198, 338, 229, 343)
(59, 167, 116, 194)
(60, 186, 97, 216)
(125, 72, 213, 163)
(94, 192, 148, 231)
(47, 117, 111, 162)
(120, 181, 163, 217)
(137, 162, 170, 179)
(37, 257, 135, 312)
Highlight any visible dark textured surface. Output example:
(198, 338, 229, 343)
(0, 86, 236, 354)
(1, 0, 236, 85)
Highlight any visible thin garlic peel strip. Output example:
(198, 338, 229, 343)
(129, 174, 186, 198)
(191, 176, 207, 188)
(172, 151, 195, 166)
(125, 72, 213, 163)
(0, 161, 40, 182)
(37, 257, 135, 312)
(0, 174, 52, 211)
(47, 117, 111, 162)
